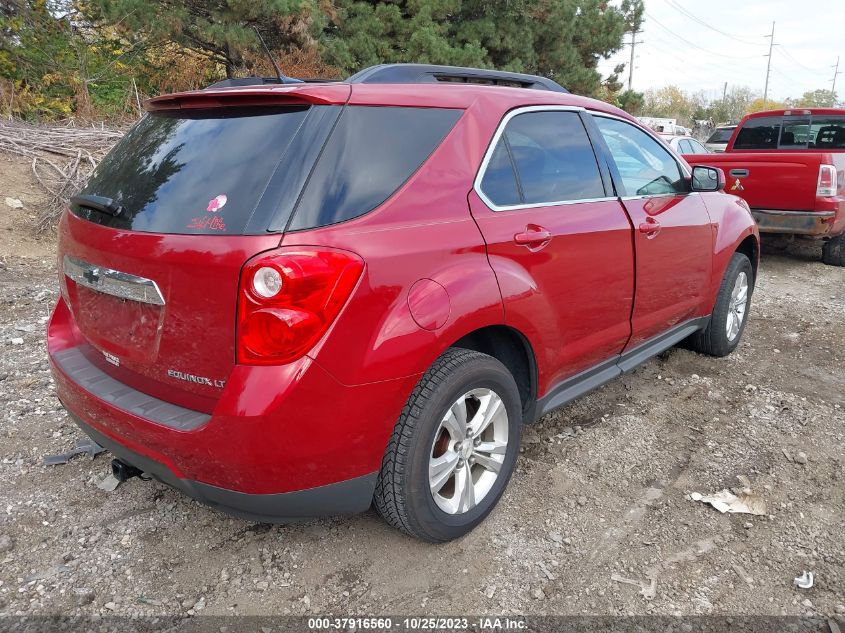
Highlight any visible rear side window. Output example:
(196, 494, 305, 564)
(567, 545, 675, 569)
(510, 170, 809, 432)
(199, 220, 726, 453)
(479, 110, 605, 208)
(289, 106, 462, 230)
(75, 107, 310, 234)
(811, 117, 845, 148)
(733, 117, 781, 150)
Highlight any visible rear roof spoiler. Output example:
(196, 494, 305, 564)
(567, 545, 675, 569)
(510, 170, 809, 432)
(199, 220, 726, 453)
(347, 63, 569, 93)
(201, 63, 568, 93)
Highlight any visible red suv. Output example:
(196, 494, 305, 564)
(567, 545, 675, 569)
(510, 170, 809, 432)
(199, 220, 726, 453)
(48, 64, 759, 542)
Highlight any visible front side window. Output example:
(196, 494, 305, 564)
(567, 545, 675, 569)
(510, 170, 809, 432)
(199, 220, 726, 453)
(733, 117, 781, 150)
(479, 110, 605, 207)
(594, 116, 686, 196)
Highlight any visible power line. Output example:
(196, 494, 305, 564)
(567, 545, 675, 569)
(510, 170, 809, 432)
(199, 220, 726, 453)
(776, 47, 829, 73)
(662, 0, 765, 46)
(644, 11, 756, 61)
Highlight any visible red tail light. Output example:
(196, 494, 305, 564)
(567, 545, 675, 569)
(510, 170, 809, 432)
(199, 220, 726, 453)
(237, 248, 364, 365)
(817, 164, 838, 197)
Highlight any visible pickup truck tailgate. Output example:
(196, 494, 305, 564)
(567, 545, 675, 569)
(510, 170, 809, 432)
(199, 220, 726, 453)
(685, 152, 821, 212)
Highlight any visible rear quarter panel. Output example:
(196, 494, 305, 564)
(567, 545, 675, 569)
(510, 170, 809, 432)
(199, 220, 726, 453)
(281, 102, 506, 387)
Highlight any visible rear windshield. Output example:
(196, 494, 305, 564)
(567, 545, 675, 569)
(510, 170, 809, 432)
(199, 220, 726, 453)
(707, 127, 735, 143)
(73, 107, 310, 234)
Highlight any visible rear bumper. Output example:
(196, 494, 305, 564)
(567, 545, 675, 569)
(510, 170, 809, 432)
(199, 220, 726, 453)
(70, 412, 376, 522)
(47, 297, 419, 520)
(751, 209, 836, 236)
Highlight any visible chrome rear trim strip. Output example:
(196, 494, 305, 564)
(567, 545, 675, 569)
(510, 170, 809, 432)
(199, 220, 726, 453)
(63, 255, 165, 306)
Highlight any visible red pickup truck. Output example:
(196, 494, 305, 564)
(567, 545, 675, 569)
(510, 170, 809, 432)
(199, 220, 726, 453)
(685, 109, 845, 266)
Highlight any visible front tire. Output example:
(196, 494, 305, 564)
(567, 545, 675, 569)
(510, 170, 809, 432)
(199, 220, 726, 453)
(688, 252, 754, 357)
(822, 234, 845, 267)
(373, 348, 522, 542)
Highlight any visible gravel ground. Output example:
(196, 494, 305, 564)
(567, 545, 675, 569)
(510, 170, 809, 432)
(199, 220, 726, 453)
(1, 162, 844, 620)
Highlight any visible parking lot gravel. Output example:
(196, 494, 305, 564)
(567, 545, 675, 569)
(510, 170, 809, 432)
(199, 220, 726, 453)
(1, 158, 843, 619)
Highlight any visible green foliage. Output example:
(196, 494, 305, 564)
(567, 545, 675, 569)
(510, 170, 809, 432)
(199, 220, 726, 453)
(1, 0, 147, 120)
(617, 88, 644, 115)
(322, 0, 631, 96)
(90, 0, 315, 77)
(798, 89, 837, 108)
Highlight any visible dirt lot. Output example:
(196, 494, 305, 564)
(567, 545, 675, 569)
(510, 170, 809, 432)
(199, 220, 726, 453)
(1, 156, 843, 619)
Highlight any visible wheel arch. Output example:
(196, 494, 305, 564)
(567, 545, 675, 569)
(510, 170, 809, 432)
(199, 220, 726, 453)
(449, 324, 537, 421)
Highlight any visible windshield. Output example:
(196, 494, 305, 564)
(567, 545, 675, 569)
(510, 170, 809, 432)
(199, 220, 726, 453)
(707, 127, 735, 143)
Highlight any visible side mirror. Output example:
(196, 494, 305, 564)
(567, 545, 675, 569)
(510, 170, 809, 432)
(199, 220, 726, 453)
(691, 165, 725, 192)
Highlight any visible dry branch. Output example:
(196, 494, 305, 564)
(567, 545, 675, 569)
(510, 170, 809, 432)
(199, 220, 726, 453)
(0, 119, 125, 232)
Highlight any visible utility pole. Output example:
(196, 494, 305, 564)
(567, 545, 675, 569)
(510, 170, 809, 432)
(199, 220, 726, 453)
(763, 21, 775, 105)
(832, 57, 841, 97)
(722, 82, 728, 101)
(627, 30, 644, 91)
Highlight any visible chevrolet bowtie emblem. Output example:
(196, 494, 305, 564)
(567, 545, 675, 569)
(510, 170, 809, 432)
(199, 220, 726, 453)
(82, 268, 100, 284)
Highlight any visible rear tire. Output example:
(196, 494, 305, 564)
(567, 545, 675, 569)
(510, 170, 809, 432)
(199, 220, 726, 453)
(822, 234, 845, 266)
(373, 348, 522, 542)
(688, 252, 753, 357)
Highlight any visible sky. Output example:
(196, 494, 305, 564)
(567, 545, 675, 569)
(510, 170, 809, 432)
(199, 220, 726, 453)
(596, 0, 845, 102)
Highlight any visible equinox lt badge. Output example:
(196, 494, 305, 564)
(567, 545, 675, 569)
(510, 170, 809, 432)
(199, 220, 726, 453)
(167, 369, 225, 388)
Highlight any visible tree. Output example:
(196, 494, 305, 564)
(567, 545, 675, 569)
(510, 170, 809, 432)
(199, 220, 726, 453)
(747, 97, 786, 114)
(322, 0, 634, 97)
(617, 88, 644, 114)
(707, 85, 755, 124)
(90, 0, 315, 78)
(798, 89, 837, 108)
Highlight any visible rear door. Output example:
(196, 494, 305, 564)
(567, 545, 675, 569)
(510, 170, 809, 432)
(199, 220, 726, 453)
(590, 114, 713, 349)
(468, 107, 634, 388)
(58, 104, 340, 410)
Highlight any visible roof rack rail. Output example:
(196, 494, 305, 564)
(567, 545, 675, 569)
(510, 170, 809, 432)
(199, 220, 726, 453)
(347, 63, 568, 93)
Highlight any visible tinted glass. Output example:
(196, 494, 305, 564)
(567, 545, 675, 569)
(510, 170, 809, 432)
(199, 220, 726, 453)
(690, 140, 709, 154)
(75, 107, 310, 234)
(733, 117, 781, 150)
(780, 119, 811, 148)
(706, 127, 735, 143)
(496, 111, 605, 205)
(811, 117, 845, 149)
(479, 141, 521, 206)
(679, 139, 693, 153)
(595, 116, 686, 196)
(290, 106, 462, 230)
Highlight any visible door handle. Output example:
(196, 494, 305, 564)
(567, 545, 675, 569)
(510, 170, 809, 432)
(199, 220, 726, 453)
(638, 217, 661, 238)
(514, 227, 552, 246)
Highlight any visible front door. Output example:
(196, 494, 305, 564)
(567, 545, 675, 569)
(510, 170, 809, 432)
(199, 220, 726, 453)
(590, 115, 713, 349)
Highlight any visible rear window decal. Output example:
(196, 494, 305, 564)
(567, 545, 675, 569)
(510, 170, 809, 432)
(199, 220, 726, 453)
(187, 216, 227, 231)
(206, 194, 227, 212)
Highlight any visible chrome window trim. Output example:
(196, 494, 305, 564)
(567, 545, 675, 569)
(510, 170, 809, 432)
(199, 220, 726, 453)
(473, 105, 617, 212)
(63, 255, 166, 306)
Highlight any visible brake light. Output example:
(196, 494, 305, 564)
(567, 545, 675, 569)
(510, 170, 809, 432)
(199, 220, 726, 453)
(237, 248, 364, 365)
(817, 164, 838, 197)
